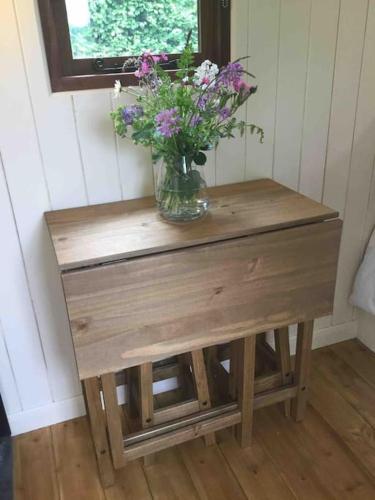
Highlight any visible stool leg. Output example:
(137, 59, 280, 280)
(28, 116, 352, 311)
(101, 373, 125, 469)
(83, 377, 115, 488)
(205, 345, 218, 366)
(229, 341, 239, 402)
(138, 363, 155, 465)
(126, 367, 138, 419)
(229, 341, 239, 436)
(235, 335, 256, 448)
(204, 346, 220, 405)
(291, 321, 314, 422)
(191, 349, 216, 446)
(177, 353, 195, 399)
(274, 327, 292, 417)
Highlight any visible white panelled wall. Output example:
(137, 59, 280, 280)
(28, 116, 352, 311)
(0, 0, 374, 435)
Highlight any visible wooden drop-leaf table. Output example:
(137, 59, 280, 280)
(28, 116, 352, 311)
(45, 179, 342, 487)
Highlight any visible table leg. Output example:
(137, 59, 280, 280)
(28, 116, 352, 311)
(83, 378, 115, 488)
(291, 320, 314, 421)
(274, 327, 292, 417)
(235, 335, 256, 448)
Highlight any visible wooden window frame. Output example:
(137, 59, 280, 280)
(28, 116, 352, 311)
(37, 0, 231, 93)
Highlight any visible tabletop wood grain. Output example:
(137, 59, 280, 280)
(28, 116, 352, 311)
(62, 220, 342, 378)
(45, 179, 338, 270)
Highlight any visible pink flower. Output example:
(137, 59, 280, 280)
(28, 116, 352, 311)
(135, 52, 168, 78)
(135, 60, 151, 78)
(201, 76, 210, 86)
(152, 52, 168, 63)
(233, 79, 251, 92)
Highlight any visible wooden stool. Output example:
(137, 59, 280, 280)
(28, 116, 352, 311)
(127, 349, 217, 458)
(83, 338, 257, 487)
(209, 322, 313, 440)
(83, 323, 314, 488)
(256, 322, 314, 421)
(234, 321, 313, 421)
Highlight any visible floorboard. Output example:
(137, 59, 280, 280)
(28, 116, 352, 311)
(309, 361, 375, 484)
(14, 427, 59, 500)
(105, 461, 152, 500)
(13, 340, 375, 499)
(179, 438, 247, 500)
(51, 418, 105, 500)
(143, 447, 199, 500)
(218, 429, 296, 499)
(331, 340, 375, 389)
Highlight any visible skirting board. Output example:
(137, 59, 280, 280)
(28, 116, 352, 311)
(358, 310, 375, 352)
(8, 320, 358, 436)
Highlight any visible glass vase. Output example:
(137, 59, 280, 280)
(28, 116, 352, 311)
(155, 156, 209, 223)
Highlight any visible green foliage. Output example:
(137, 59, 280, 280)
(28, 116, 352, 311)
(69, 0, 199, 59)
(110, 48, 264, 213)
(111, 47, 264, 168)
(111, 106, 126, 137)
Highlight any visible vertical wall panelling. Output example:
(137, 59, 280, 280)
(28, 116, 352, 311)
(332, 0, 375, 325)
(2, 0, 375, 430)
(0, 155, 51, 410)
(215, 0, 249, 185)
(245, 0, 280, 181)
(299, 0, 340, 202)
(203, 149, 216, 188)
(322, 0, 369, 324)
(0, 0, 81, 404)
(73, 92, 122, 205)
(322, 0, 369, 215)
(114, 93, 154, 199)
(273, 0, 311, 190)
(13, 0, 88, 210)
(0, 320, 21, 416)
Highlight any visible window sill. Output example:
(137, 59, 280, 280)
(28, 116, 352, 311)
(51, 72, 141, 93)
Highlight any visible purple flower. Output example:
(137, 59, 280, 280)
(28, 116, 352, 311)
(218, 107, 231, 120)
(217, 62, 244, 88)
(197, 93, 210, 110)
(155, 108, 181, 138)
(191, 114, 202, 127)
(122, 105, 144, 125)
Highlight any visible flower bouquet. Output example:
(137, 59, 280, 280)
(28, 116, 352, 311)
(112, 47, 263, 222)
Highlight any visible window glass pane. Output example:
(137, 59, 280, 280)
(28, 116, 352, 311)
(66, 0, 200, 59)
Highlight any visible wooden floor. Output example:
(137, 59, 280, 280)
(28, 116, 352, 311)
(13, 339, 375, 499)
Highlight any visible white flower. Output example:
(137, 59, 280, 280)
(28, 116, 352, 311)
(113, 80, 122, 98)
(193, 60, 219, 89)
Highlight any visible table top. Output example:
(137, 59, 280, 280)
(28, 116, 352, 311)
(45, 179, 338, 271)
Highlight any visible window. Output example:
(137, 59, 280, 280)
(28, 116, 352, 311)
(38, 0, 231, 92)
